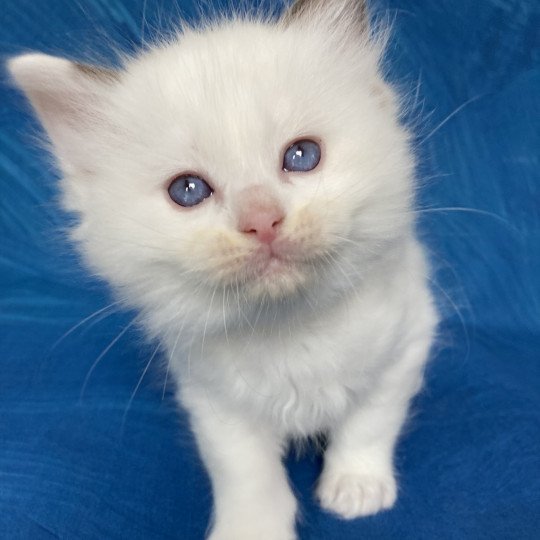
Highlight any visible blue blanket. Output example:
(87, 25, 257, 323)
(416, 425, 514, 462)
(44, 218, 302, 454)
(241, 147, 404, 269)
(1, 1, 539, 538)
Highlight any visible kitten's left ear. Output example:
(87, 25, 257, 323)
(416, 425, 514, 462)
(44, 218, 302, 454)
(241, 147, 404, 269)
(8, 53, 119, 170)
(282, 0, 368, 32)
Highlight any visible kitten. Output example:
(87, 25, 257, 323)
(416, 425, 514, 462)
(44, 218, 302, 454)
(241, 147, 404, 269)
(9, 0, 438, 538)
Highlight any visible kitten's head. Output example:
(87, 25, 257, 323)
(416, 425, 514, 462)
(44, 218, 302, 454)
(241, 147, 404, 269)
(9, 0, 414, 329)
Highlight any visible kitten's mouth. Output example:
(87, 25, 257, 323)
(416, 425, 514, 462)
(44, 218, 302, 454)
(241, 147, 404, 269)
(252, 244, 292, 275)
(242, 245, 308, 299)
(260, 254, 288, 276)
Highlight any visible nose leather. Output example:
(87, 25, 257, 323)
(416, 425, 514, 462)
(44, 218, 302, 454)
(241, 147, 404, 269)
(237, 186, 285, 244)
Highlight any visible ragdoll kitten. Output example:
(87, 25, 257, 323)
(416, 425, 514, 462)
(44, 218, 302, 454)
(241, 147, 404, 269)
(9, 0, 437, 538)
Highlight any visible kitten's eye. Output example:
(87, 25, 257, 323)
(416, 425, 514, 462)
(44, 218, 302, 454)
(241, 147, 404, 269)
(168, 174, 213, 207)
(282, 139, 321, 172)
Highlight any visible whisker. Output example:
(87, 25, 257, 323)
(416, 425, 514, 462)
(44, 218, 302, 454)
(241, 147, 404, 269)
(414, 206, 520, 234)
(200, 285, 219, 360)
(424, 273, 471, 364)
(222, 284, 230, 345)
(140, 0, 148, 48)
(120, 341, 161, 433)
(420, 94, 484, 144)
(79, 319, 137, 402)
(324, 250, 362, 301)
(163, 309, 189, 399)
(51, 300, 123, 350)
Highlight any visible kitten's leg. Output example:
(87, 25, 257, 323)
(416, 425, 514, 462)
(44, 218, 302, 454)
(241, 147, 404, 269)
(317, 337, 431, 519)
(182, 389, 297, 540)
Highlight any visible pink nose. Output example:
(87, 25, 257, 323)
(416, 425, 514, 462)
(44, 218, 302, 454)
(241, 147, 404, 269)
(239, 207, 284, 244)
(237, 186, 285, 244)
(240, 207, 284, 244)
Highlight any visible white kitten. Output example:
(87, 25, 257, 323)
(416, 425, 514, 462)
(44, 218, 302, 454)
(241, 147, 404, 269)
(9, 1, 437, 538)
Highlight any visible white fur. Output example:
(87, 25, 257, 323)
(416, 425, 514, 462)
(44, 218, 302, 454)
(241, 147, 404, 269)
(9, 1, 437, 538)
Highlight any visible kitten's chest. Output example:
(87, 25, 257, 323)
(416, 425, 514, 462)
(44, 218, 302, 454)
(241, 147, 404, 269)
(188, 325, 379, 436)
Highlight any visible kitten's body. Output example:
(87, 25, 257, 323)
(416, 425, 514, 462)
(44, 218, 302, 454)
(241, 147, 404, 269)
(177, 237, 431, 438)
(9, 1, 437, 538)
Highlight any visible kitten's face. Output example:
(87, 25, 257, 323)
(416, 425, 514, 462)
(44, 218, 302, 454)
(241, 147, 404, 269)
(10, 4, 415, 318)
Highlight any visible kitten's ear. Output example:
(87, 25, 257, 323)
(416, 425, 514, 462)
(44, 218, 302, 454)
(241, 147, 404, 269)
(282, 0, 368, 32)
(8, 53, 119, 169)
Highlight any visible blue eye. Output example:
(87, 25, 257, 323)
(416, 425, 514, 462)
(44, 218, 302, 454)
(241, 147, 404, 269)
(168, 174, 213, 207)
(282, 139, 321, 172)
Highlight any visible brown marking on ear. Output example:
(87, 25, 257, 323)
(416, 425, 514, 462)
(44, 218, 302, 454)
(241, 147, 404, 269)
(283, 0, 367, 29)
(74, 63, 119, 84)
(370, 82, 386, 98)
(370, 81, 395, 110)
(286, 0, 314, 20)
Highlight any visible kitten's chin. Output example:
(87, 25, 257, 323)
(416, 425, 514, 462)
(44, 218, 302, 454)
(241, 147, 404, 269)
(245, 255, 309, 300)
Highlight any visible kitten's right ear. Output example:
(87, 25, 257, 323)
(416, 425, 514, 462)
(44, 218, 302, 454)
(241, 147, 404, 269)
(282, 0, 368, 33)
(8, 53, 119, 169)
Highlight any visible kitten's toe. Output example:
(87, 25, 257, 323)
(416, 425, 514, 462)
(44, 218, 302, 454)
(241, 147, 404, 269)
(316, 472, 397, 519)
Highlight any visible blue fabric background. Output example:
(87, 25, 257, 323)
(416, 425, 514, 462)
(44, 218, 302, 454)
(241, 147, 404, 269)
(1, 1, 539, 538)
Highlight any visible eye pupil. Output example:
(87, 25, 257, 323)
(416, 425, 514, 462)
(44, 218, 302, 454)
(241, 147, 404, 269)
(283, 139, 321, 172)
(169, 175, 213, 207)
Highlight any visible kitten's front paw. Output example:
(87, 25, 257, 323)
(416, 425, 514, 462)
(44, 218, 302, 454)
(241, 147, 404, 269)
(208, 499, 297, 540)
(316, 472, 397, 519)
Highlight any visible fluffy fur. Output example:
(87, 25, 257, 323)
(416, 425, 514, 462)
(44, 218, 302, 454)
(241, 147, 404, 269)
(9, 1, 437, 538)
